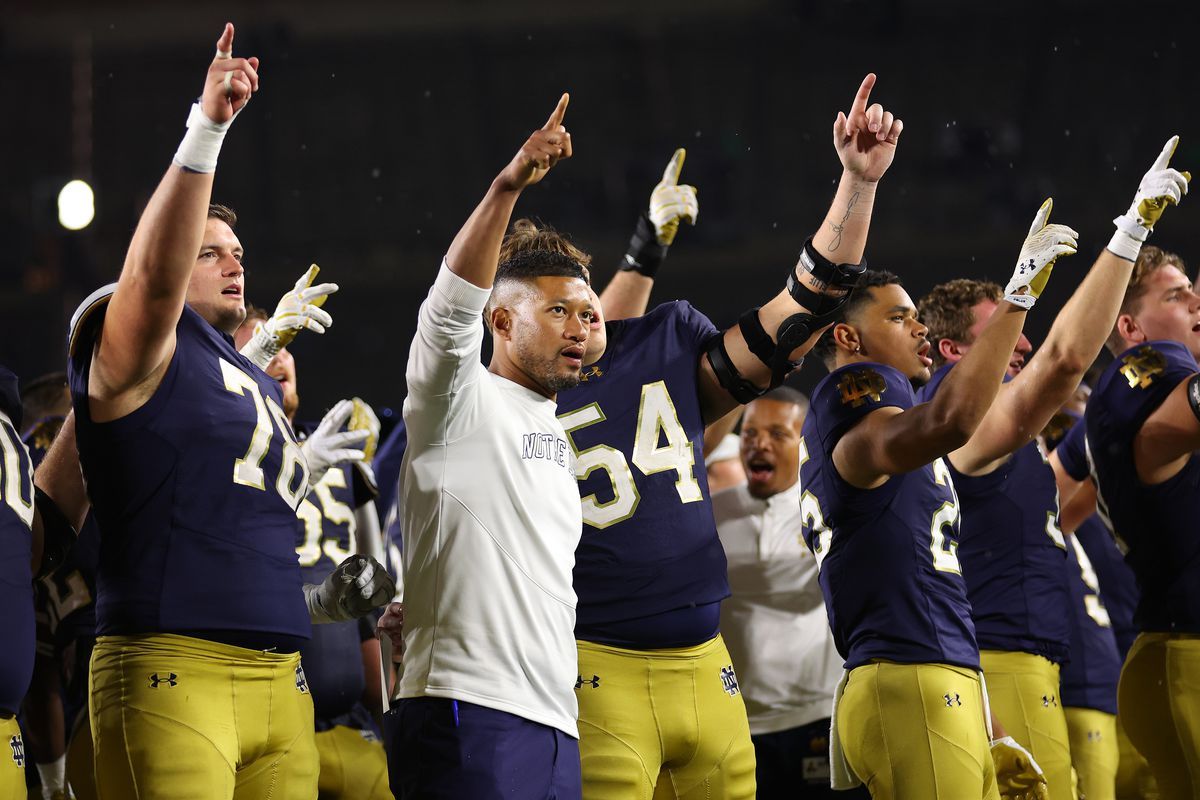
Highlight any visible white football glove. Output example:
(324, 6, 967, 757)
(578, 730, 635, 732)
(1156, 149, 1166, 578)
(240, 264, 337, 369)
(648, 148, 699, 246)
(304, 554, 396, 624)
(991, 736, 1048, 800)
(301, 399, 369, 480)
(1109, 135, 1191, 261)
(1003, 198, 1079, 309)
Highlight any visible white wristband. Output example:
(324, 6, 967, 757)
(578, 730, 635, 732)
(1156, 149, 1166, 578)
(239, 322, 281, 370)
(173, 102, 232, 173)
(1107, 215, 1149, 262)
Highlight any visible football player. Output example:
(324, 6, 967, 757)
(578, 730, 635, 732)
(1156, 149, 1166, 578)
(63, 25, 390, 798)
(389, 93, 593, 799)
(710, 388, 866, 799)
(911, 137, 1188, 799)
(1041, 413, 1122, 800)
(799, 194, 1076, 796)
(234, 306, 393, 800)
(1, 366, 88, 800)
(1049, 406, 1157, 799)
(548, 74, 901, 800)
(1068, 230, 1200, 795)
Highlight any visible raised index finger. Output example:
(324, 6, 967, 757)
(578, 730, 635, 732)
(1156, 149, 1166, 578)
(292, 263, 320, 293)
(543, 93, 570, 131)
(850, 73, 877, 116)
(661, 148, 686, 186)
(215, 22, 234, 59)
(1151, 135, 1180, 173)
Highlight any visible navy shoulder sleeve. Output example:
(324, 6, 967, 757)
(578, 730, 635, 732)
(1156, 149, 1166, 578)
(811, 361, 915, 454)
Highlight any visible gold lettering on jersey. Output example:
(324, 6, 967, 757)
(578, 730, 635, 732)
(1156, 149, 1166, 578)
(837, 369, 887, 407)
(579, 366, 604, 382)
(1119, 347, 1166, 390)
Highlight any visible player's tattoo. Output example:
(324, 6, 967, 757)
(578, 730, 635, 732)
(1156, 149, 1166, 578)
(827, 191, 860, 253)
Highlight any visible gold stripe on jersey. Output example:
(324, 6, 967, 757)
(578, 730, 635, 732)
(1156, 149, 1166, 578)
(89, 633, 318, 799)
(980, 650, 1074, 800)
(838, 661, 998, 799)
(575, 635, 756, 800)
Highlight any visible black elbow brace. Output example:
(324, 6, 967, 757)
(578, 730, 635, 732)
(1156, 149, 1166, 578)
(703, 239, 866, 403)
(34, 488, 77, 580)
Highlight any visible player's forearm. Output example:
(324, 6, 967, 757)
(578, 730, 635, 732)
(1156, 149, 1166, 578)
(598, 270, 653, 321)
(445, 179, 522, 290)
(811, 171, 877, 266)
(930, 304, 1029, 440)
(33, 413, 89, 533)
(1039, 249, 1134, 383)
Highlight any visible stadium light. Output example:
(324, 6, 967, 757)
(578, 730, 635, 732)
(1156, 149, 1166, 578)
(58, 179, 95, 230)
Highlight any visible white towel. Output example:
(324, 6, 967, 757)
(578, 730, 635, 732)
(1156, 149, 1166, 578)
(828, 669, 863, 790)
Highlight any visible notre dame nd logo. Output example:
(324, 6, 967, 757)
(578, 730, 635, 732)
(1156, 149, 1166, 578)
(719, 665, 740, 697)
(1120, 347, 1166, 389)
(10, 733, 24, 768)
(837, 368, 887, 408)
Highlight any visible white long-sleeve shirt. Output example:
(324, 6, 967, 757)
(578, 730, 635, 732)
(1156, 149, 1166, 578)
(398, 262, 582, 737)
(713, 481, 842, 736)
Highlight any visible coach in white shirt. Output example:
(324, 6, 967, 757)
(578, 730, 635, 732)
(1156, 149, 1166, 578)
(712, 387, 868, 799)
(383, 94, 594, 800)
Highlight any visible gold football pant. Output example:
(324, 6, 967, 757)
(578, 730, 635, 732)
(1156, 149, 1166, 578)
(1115, 715, 1158, 800)
(1, 716, 26, 800)
(1118, 632, 1200, 799)
(980, 650, 1075, 800)
(1065, 707, 1116, 800)
(66, 710, 97, 800)
(89, 633, 318, 800)
(839, 661, 998, 799)
(315, 724, 393, 800)
(575, 635, 756, 800)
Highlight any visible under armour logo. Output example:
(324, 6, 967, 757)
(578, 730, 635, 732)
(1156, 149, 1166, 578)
(720, 665, 740, 697)
(579, 366, 604, 382)
(575, 674, 600, 689)
(1087, 729, 1103, 742)
(296, 665, 309, 694)
(148, 672, 178, 688)
(1042, 694, 1058, 708)
(9, 734, 24, 767)
(944, 692, 962, 707)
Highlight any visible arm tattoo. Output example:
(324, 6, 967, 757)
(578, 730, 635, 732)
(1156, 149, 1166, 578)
(827, 191, 860, 253)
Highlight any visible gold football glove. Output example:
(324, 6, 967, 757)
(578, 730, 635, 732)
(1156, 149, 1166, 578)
(648, 148, 699, 246)
(1109, 135, 1191, 261)
(991, 736, 1049, 800)
(1003, 199, 1079, 309)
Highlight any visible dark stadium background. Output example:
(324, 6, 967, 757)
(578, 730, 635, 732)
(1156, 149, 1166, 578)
(4, 0, 1198, 425)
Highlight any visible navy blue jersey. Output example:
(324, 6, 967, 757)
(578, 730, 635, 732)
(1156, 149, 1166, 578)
(1054, 421, 1140, 658)
(556, 301, 727, 648)
(0, 365, 35, 713)
(373, 419, 407, 519)
(1060, 533, 1120, 714)
(67, 289, 312, 647)
(292, 430, 378, 724)
(916, 365, 1070, 663)
(1087, 341, 1200, 633)
(800, 362, 979, 670)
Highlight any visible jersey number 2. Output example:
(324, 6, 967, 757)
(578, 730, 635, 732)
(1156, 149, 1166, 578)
(559, 381, 702, 529)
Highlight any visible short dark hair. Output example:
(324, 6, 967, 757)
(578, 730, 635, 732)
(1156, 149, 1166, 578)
(810, 269, 903, 369)
(208, 203, 238, 229)
(495, 249, 587, 285)
(20, 371, 70, 423)
(918, 279, 1003, 368)
(500, 219, 592, 269)
(756, 385, 810, 412)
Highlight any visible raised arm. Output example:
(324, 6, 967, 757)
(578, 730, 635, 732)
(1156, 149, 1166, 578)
(953, 139, 1190, 474)
(600, 148, 698, 321)
(445, 94, 572, 289)
(697, 74, 903, 422)
(834, 201, 1074, 487)
(91, 24, 258, 419)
